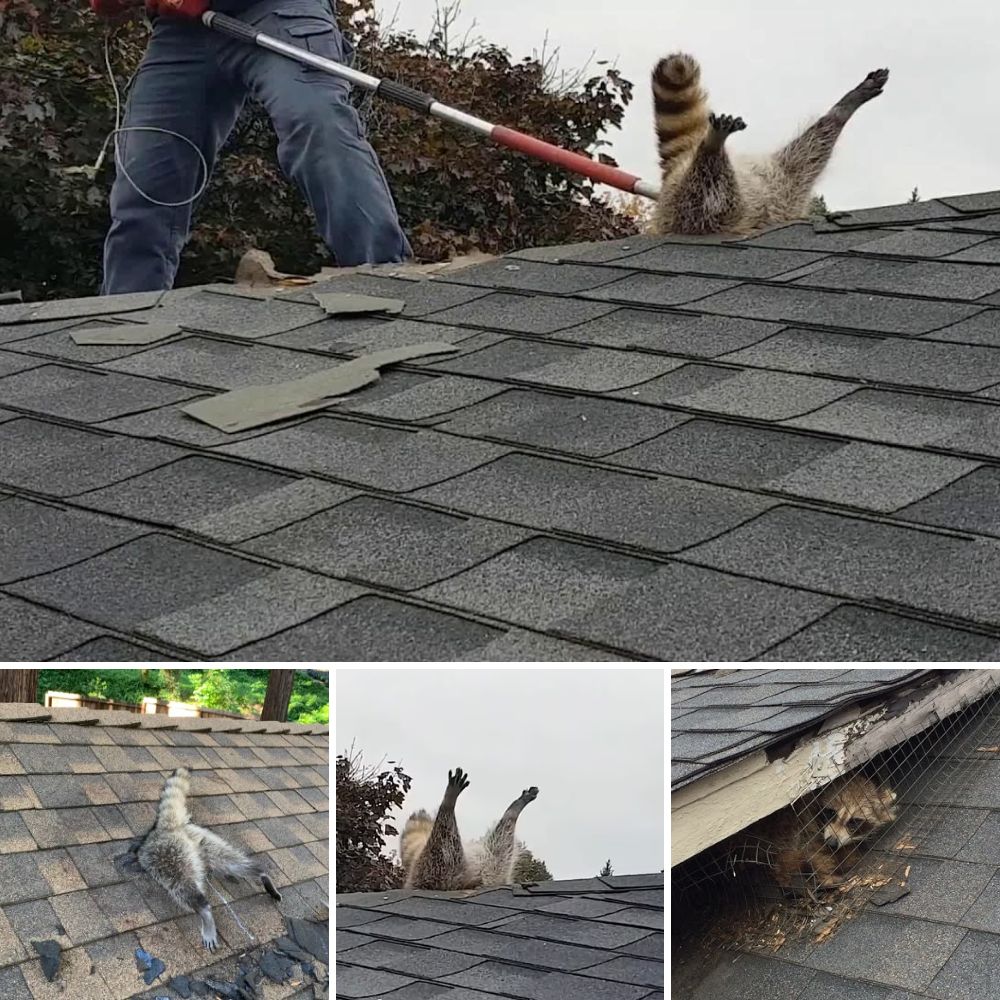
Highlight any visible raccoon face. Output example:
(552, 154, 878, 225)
(820, 782, 898, 848)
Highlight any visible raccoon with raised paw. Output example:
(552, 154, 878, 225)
(650, 53, 889, 235)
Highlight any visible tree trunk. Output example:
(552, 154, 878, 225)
(261, 670, 294, 722)
(0, 670, 39, 703)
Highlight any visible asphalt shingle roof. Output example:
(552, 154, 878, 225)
(336, 874, 663, 999)
(10, 191, 1000, 658)
(671, 668, 935, 788)
(0, 703, 329, 999)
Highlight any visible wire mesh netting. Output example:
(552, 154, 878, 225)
(673, 675, 1000, 961)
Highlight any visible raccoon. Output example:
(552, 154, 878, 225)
(400, 767, 539, 891)
(735, 772, 898, 893)
(124, 768, 282, 950)
(650, 53, 889, 235)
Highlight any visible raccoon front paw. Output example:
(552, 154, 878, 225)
(709, 113, 747, 136)
(860, 68, 889, 96)
(202, 929, 218, 951)
(448, 768, 470, 794)
(521, 786, 539, 803)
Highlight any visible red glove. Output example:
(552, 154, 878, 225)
(89, 0, 138, 18)
(145, 0, 210, 17)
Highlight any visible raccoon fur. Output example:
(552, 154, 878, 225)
(650, 53, 889, 235)
(124, 768, 281, 950)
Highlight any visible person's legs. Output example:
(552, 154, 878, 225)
(101, 19, 245, 294)
(232, 0, 411, 266)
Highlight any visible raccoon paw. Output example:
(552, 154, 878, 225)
(708, 113, 747, 136)
(201, 928, 218, 951)
(521, 786, 539, 803)
(448, 768, 470, 794)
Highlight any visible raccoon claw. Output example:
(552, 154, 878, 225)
(202, 931, 218, 951)
(448, 768, 470, 794)
(709, 113, 746, 136)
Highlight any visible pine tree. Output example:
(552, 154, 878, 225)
(599, 859, 614, 877)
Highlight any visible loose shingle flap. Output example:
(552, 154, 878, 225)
(181, 342, 460, 432)
(70, 322, 183, 346)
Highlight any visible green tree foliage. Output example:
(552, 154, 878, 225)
(1, 0, 637, 300)
(808, 193, 829, 218)
(599, 858, 614, 877)
(35, 669, 327, 723)
(336, 750, 411, 893)
(512, 845, 553, 883)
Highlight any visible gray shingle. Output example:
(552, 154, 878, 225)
(239, 496, 527, 589)
(757, 605, 1000, 662)
(576, 956, 663, 987)
(0, 351, 44, 377)
(369, 896, 523, 926)
(793, 257, 1000, 300)
(3, 319, 179, 363)
(151, 287, 326, 337)
(224, 595, 502, 661)
(0, 364, 198, 421)
(217, 417, 507, 491)
(615, 243, 825, 278)
(51, 637, 178, 661)
(723, 327, 1000, 392)
(562, 309, 782, 356)
(325, 963, 413, 999)
(939, 191, 1000, 213)
(803, 912, 964, 990)
(0, 594, 99, 660)
(438, 388, 689, 457)
(414, 452, 774, 553)
(510, 234, 667, 264)
(440, 259, 629, 295)
(431, 339, 685, 391)
(693, 284, 981, 334)
(423, 539, 833, 659)
(0, 418, 183, 495)
(7, 533, 361, 655)
(687, 953, 815, 1000)
(926, 930, 1000, 1000)
(877, 857, 993, 923)
(343, 372, 506, 422)
(0, 289, 163, 325)
(579, 271, 739, 306)
(744, 223, 894, 252)
(74, 455, 356, 544)
(686, 505, 1000, 625)
(428, 292, 616, 334)
(945, 240, 1000, 263)
(428, 926, 613, 970)
(485, 913, 651, 949)
(444, 961, 653, 1000)
(929, 308, 1000, 347)
(0, 498, 143, 583)
(102, 334, 355, 389)
(279, 270, 492, 316)
(609, 420, 840, 487)
(340, 939, 481, 977)
(786, 389, 1000, 457)
(612, 364, 854, 419)
(899, 467, 1000, 536)
(853, 229, 993, 257)
(824, 199, 962, 227)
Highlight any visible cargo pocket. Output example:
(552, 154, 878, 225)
(277, 10, 346, 75)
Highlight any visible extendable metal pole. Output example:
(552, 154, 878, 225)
(202, 10, 660, 200)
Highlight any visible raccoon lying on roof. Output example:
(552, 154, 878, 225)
(121, 768, 281, 950)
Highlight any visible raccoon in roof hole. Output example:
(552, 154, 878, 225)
(400, 767, 538, 890)
(650, 53, 889, 235)
(121, 768, 281, 950)
(733, 771, 898, 893)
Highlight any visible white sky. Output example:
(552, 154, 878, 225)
(375, 0, 1000, 211)
(336, 668, 665, 880)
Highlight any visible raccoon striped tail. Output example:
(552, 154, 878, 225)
(652, 53, 710, 169)
(155, 767, 191, 831)
(399, 810, 433, 874)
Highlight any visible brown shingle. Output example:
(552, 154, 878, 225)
(114, 801, 157, 835)
(215, 768, 268, 793)
(66, 841, 131, 888)
(0, 963, 30, 999)
(215, 747, 266, 768)
(35, 849, 87, 895)
(104, 727, 160, 746)
(270, 844, 326, 881)
(0, 723, 58, 745)
(297, 786, 328, 811)
(46, 723, 115, 745)
(254, 817, 314, 849)
(91, 805, 132, 841)
(51, 889, 116, 944)
(229, 792, 284, 821)
(28, 774, 118, 808)
(133, 919, 197, 978)
(287, 747, 327, 767)
(0, 748, 25, 776)
(298, 811, 329, 840)
(265, 789, 315, 816)
(146, 745, 212, 771)
(3, 899, 68, 949)
(10, 744, 101, 774)
(304, 840, 328, 866)
(189, 794, 247, 825)
(85, 931, 145, 1000)
(20, 946, 106, 1000)
(0, 814, 36, 854)
(285, 765, 325, 788)
(92, 882, 158, 934)
(0, 907, 28, 965)
(0, 777, 40, 811)
(21, 807, 109, 849)
(0, 854, 50, 905)
(188, 771, 234, 796)
(102, 772, 167, 803)
(92, 745, 160, 772)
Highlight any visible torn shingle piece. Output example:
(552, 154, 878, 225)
(311, 292, 405, 315)
(70, 322, 182, 346)
(181, 341, 459, 432)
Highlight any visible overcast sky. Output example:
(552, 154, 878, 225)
(375, 0, 1000, 212)
(337, 668, 664, 880)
